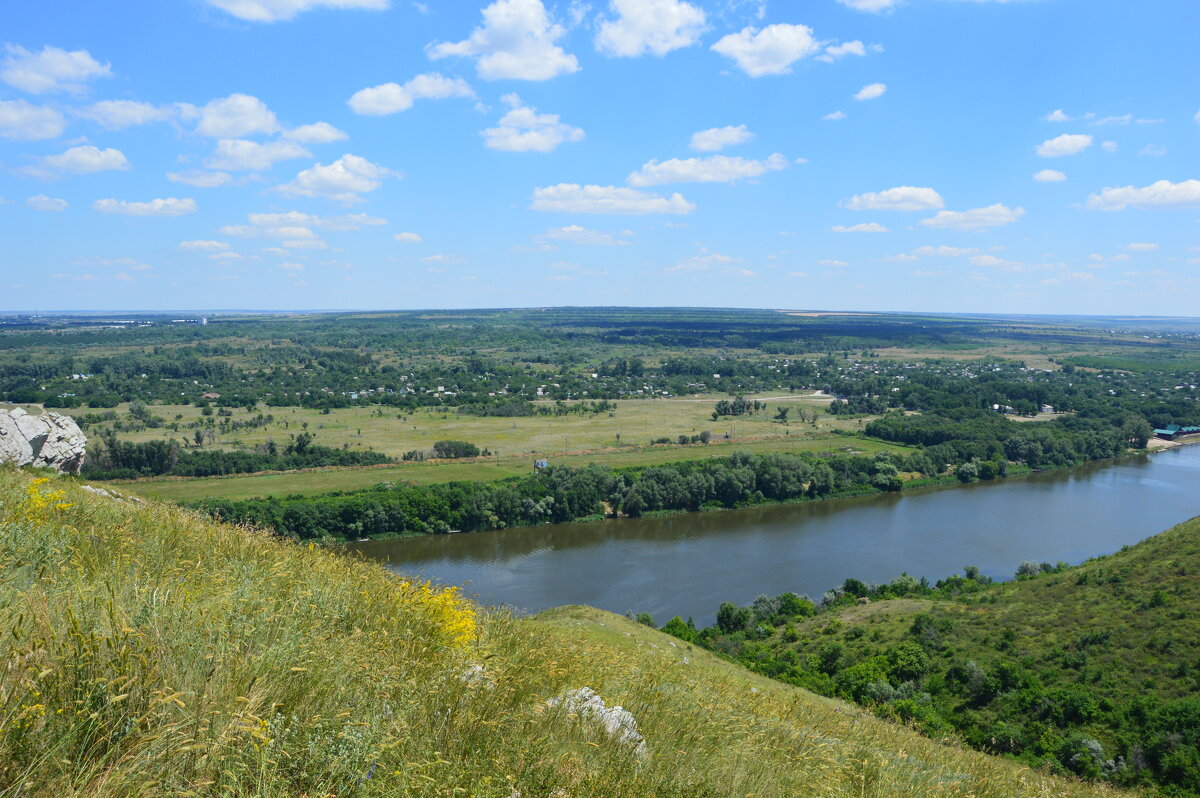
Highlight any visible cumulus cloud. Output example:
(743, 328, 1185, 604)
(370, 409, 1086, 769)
(26, 194, 67, 211)
(93, 197, 197, 216)
(832, 222, 888, 233)
(37, 145, 130, 175)
(481, 94, 583, 152)
(195, 94, 279, 138)
(283, 121, 348, 143)
(1033, 169, 1066, 182)
(627, 152, 788, 186)
(393, 232, 422, 243)
(822, 110, 847, 121)
(544, 225, 631, 245)
(853, 82, 886, 100)
(278, 153, 395, 202)
(836, 0, 899, 11)
(1036, 133, 1092, 157)
(842, 186, 944, 211)
(76, 100, 179, 130)
(711, 24, 820, 77)
(1, 45, 110, 94)
(819, 41, 867, 63)
(0, 99, 66, 140)
(180, 240, 231, 251)
(912, 245, 980, 257)
(531, 183, 694, 214)
(690, 124, 752, 152)
(167, 170, 233, 188)
(206, 138, 310, 171)
(1044, 109, 1071, 122)
(595, 0, 706, 58)
(203, 0, 388, 22)
(920, 203, 1024, 231)
(1086, 179, 1200, 211)
(426, 0, 579, 81)
(347, 73, 474, 115)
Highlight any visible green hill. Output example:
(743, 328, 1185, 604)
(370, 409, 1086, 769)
(0, 468, 1117, 797)
(695, 515, 1200, 793)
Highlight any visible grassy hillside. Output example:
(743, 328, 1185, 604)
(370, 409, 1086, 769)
(697, 516, 1200, 793)
(0, 468, 1115, 797)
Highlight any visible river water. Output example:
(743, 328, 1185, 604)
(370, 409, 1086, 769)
(349, 445, 1200, 626)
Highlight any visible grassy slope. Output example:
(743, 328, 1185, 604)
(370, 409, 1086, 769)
(726, 515, 1200, 783)
(0, 468, 1113, 798)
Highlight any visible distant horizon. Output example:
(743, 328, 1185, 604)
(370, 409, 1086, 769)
(2, 306, 1199, 322)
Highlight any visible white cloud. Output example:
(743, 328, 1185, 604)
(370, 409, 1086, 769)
(39, 145, 130, 174)
(853, 82, 886, 101)
(481, 94, 584, 152)
(206, 138, 310, 171)
(283, 121, 348, 143)
(920, 203, 1024, 231)
(1092, 114, 1131, 126)
(426, 0, 579, 81)
(690, 124, 752, 152)
(819, 40, 867, 62)
(347, 73, 474, 115)
(0, 99, 66, 140)
(1139, 144, 1167, 157)
(1033, 169, 1066, 182)
(667, 249, 737, 272)
(819, 259, 850, 267)
(912, 245, 980, 257)
(280, 261, 305, 270)
(711, 24, 820, 77)
(203, 0, 388, 22)
(1044, 108, 1070, 122)
(195, 94, 279, 138)
(842, 186, 944, 211)
(544, 225, 631, 245)
(77, 100, 178, 130)
(26, 194, 67, 212)
(627, 152, 787, 186)
(1086, 179, 1200, 211)
(1101, 140, 1118, 153)
(1125, 242, 1159, 252)
(595, 0, 706, 57)
(832, 222, 888, 233)
(422, 253, 464, 264)
(1, 45, 110, 94)
(394, 232, 422, 243)
(167, 170, 233, 188)
(93, 197, 197, 216)
(1036, 133, 1092, 157)
(180, 240, 230, 251)
(836, 0, 899, 12)
(969, 254, 1024, 270)
(822, 110, 846, 121)
(531, 183, 694, 214)
(278, 153, 395, 202)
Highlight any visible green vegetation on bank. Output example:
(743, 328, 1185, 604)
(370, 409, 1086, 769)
(671, 517, 1200, 794)
(0, 469, 1116, 797)
(191, 401, 1137, 542)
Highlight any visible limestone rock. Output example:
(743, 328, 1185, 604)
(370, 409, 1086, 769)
(0, 407, 87, 474)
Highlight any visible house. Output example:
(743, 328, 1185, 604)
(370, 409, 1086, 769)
(201, 392, 221, 400)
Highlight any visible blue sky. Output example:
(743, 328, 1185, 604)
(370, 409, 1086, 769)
(1, 0, 1197, 314)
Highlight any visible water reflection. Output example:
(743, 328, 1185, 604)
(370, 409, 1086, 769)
(350, 447, 1199, 626)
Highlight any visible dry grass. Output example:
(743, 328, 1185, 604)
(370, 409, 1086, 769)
(0, 469, 1117, 797)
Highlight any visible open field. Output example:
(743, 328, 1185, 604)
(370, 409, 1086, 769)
(118, 433, 909, 501)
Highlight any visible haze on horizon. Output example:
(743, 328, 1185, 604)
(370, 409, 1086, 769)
(1, 0, 1197, 315)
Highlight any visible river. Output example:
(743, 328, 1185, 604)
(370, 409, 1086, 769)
(349, 445, 1200, 626)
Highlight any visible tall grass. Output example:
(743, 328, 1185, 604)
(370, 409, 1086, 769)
(0, 468, 1115, 796)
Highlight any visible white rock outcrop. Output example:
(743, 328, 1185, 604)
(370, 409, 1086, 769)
(547, 687, 648, 759)
(0, 408, 87, 474)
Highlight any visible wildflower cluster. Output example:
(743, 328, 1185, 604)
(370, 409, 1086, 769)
(3, 477, 74, 524)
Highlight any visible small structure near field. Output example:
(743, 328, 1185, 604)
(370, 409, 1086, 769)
(533, 458, 548, 470)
